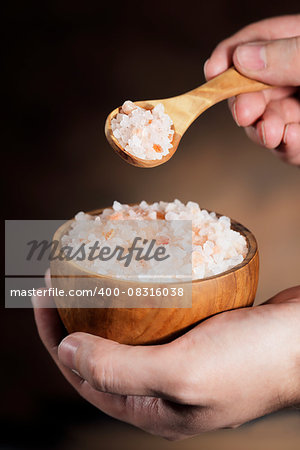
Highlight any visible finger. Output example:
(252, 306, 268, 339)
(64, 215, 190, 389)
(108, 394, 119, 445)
(256, 112, 285, 150)
(32, 289, 85, 389)
(204, 15, 300, 80)
(32, 285, 199, 438)
(32, 291, 65, 351)
(32, 294, 207, 439)
(275, 123, 300, 165)
(244, 125, 262, 146)
(276, 96, 300, 123)
(233, 37, 300, 86)
(57, 332, 184, 401)
(244, 106, 285, 150)
(31, 289, 150, 427)
(75, 384, 212, 440)
(271, 96, 300, 164)
(244, 96, 300, 149)
(228, 87, 295, 127)
(263, 286, 300, 305)
(45, 267, 52, 289)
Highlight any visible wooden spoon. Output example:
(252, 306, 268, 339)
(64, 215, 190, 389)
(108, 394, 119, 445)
(105, 67, 271, 168)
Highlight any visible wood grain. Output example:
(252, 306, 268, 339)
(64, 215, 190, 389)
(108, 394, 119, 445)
(105, 67, 271, 168)
(50, 208, 259, 345)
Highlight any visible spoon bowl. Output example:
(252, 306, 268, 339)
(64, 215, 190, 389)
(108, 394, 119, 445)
(105, 67, 271, 168)
(105, 103, 182, 168)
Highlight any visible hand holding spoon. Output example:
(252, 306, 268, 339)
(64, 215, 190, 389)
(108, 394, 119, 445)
(105, 67, 271, 168)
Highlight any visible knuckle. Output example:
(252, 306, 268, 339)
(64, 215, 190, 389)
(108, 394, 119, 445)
(293, 36, 300, 56)
(86, 350, 101, 389)
(86, 348, 112, 392)
(171, 372, 199, 404)
(289, 37, 300, 77)
(69, 331, 85, 340)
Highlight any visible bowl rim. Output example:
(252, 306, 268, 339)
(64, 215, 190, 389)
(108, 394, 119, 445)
(51, 206, 258, 285)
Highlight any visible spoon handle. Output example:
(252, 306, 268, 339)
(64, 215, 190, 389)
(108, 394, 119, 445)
(189, 67, 271, 105)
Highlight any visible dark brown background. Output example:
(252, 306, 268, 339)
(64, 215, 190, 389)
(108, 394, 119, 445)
(2, 1, 300, 449)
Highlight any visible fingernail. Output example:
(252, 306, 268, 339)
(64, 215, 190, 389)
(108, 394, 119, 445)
(71, 368, 82, 378)
(283, 124, 289, 144)
(236, 44, 266, 71)
(232, 100, 241, 127)
(31, 295, 38, 308)
(257, 121, 266, 145)
(58, 336, 79, 369)
(203, 59, 210, 78)
(45, 268, 52, 289)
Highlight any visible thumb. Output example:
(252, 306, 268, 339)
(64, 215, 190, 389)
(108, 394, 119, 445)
(233, 36, 300, 86)
(57, 332, 180, 399)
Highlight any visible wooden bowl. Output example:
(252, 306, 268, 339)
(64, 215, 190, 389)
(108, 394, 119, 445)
(50, 208, 259, 345)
